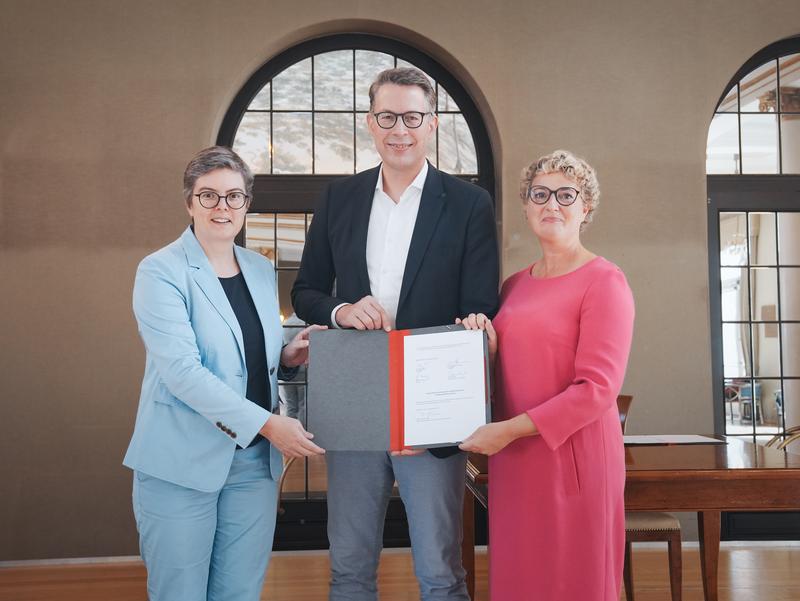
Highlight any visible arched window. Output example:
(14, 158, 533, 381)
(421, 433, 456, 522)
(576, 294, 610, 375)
(706, 36, 800, 540)
(216, 34, 494, 549)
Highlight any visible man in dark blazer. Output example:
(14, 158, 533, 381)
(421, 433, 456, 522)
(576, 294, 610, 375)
(292, 67, 499, 601)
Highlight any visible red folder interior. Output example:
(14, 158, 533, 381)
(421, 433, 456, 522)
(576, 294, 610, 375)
(388, 330, 411, 451)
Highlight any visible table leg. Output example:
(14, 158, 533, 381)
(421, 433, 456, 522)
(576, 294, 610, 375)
(697, 511, 721, 601)
(462, 488, 476, 600)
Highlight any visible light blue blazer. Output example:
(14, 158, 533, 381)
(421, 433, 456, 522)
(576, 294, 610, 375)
(123, 227, 284, 492)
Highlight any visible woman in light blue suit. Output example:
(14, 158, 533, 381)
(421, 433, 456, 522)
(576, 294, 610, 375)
(123, 146, 325, 601)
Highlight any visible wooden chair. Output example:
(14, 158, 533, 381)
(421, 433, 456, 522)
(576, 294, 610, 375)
(618, 394, 682, 601)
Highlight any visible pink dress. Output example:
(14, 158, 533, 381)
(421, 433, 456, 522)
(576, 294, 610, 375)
(488, 257, 634, 601)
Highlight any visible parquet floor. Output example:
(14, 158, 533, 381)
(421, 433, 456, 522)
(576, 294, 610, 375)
(0, 544, 798, 601)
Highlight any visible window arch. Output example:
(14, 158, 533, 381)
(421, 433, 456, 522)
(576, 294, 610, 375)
(215, 34, 495, 549)
(707, 45, 800, 174)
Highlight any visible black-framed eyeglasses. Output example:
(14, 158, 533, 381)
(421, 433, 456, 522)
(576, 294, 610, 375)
(194, 191, 250, 210)
(371, 111, 431, 129)
(527, 185, 580, 207)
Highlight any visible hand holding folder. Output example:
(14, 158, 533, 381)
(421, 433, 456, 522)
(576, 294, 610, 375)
(307, 325, 491, 451)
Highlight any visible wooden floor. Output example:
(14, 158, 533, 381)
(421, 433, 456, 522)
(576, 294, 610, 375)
(1, 544, 798, 601)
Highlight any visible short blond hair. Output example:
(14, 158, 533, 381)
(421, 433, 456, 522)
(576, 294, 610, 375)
(519, 150, 600, 230)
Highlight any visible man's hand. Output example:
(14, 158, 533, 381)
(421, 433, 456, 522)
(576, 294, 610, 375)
(259, 414, 325, 458)
(281, 324, 328, 367)
(335, 296, 392, 331)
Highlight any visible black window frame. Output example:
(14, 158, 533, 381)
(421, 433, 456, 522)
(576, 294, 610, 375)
(707, 34, 800, 541)
(217, 33, 496, 214)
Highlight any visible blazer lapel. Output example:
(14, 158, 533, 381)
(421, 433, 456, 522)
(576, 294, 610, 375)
(397, 165, 446, 311)
(351, 166, 381, 296)
(236, 247, 281, 366)
(181, 227, 246, 362)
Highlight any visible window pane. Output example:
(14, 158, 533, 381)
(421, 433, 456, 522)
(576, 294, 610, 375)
(233, 113, 270, 174)
(314, 51, 354, 110)
(248, 83, 270, 110)
(277, 269, 297, 322)
(717, 86, 738, 113)
(778, 54, 800, 112)
(719, 212, 747, 266)
(720, 267, 747, 321)
(750, 267, 778, 322)
(355, 113, 381, 172)
(780, 268, 800, 320)
(739, 60, 777, 112)
(280, 380, 305, 423)
(276, 213, 306, 268)
(782, 323, 800, 377)
(244, 213, 276, 264)
(438, 84, 457, 112)
(752, 323, 780, 378)
(752, 380, 781, 429)
(355, 50, 394, 111)
(273, 112, 312, 174)
(741, 114, 778, 174)
(723, 322, 751, 377)
(724, 378, 747, 432)
(314, 113, 354, 174)
(778, 213, 800, 264)
(706, 114, 739, 174)
(273, 58, 312, 110)
(780, 115, 800, 174)
(748, 213, 777, 265)
(438, 113, 477, 174)
(784, 379, 799, 430)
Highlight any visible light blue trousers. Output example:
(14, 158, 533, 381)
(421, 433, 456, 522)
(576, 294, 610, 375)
(132, 440, 278, 601)
(326, 450, 470, 601)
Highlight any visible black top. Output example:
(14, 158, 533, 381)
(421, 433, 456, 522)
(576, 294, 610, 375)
(219, 272, 270, 446)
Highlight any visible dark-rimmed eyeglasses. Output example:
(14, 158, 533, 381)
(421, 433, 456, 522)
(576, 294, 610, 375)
(371, 111, 431, 129)
(526, 185, 580, 207)
(194, 191, 250, 210)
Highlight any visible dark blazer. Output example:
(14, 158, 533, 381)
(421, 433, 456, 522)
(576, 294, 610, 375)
(291, 163, 500, 456)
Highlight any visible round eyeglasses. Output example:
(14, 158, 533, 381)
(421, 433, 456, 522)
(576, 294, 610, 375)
(527, 185, 580, 207)
(194, 191, 250, 210)
(372, 111, 430, 129)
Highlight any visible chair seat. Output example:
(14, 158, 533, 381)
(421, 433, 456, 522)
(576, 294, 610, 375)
(626, 511, 681, 532)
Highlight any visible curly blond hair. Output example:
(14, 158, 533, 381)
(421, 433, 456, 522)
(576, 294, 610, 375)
(519, 149, 600, 230)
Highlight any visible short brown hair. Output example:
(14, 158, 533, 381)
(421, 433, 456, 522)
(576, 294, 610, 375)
(368, 67, 437, 113)
(182, 146, 253, 207)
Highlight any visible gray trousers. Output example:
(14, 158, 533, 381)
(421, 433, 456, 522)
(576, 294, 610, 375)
(326, 450, 470, 601)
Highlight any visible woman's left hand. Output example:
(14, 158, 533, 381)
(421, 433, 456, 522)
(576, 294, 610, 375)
(459, 414, 538, 455)
(459, 422, 516, 456)
(281, 324, 328, 367)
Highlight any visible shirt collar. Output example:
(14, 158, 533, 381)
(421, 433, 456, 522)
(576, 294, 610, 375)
(376, 161, 429, 195)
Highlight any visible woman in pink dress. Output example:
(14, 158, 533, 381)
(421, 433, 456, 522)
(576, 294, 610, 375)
(458, 150, 634, 601)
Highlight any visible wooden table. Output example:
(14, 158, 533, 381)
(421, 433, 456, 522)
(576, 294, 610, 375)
(462, 437, 800, 601)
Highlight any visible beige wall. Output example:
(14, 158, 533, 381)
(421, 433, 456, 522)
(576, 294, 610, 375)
(1, 0, 798, 560)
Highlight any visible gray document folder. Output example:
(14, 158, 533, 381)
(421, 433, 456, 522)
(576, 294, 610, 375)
(306, 325, 489, 451)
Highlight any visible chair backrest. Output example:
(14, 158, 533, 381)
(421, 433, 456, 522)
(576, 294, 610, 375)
(765, 425, 800, 448)
(616, 394, 633, 434)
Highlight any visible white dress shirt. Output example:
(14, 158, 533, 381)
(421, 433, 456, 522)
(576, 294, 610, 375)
(331, 162, 428, 329)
